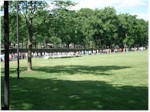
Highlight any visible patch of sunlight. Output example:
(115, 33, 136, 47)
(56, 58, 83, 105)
(111, 82, 148, 88)
(93, 101, 103, 109)
(21, 103, 33, 109)
(69, 95, 80, 99)
(55, 74, 110, 82)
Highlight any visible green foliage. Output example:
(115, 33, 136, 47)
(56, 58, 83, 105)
(1, 1, 148, 49)
(50, 36, 62, 47)
(123, 37, 135, 48)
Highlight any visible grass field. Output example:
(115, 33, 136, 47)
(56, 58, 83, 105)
(1, 51, 148, 110)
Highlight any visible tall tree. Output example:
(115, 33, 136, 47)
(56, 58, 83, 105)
(7, 1, 48, 71)
(78, 8, 95, 48)
(50, 0, 76, 48)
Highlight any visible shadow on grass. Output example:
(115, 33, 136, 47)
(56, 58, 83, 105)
(1, 76, 148, 110)
(33, 65, 130, 75)
(1, 65, 130, 76)
(1, 67, 27, 75)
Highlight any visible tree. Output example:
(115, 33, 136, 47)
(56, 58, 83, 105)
(7, 1, 48, 71)
(50, 36, 62, 48)
(50, 0, 77, 48)
(78, 8, 95, 48)
(1, 1, 148, 57)
(134, 19, 148, 47)
(1, 12, 27, 48)
(117, 14, 136, 48)
(99, 7, 118, 49)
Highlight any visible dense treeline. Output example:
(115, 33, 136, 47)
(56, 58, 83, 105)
(1, 0, 148, 49)
(1, 1, 148, 70)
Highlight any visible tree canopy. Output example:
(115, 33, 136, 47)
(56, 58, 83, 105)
(1, 0, 148, 70)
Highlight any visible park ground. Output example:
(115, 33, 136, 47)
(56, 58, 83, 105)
(1, 50, 148, 110)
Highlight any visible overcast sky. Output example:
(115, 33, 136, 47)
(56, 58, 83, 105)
(0, 0, 149, 20)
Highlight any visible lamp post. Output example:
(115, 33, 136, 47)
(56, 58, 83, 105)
(16, 1, 20, 79)
(3, 1, 9, 110)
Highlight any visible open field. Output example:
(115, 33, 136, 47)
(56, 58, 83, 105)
(1, 51, 148, 110)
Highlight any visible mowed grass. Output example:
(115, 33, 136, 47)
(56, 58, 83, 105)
(1, 51, 148, 110)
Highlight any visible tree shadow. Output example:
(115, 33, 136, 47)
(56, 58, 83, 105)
(1, 76, 148, 110)
(1, 67, 27, 75)
(1, 65, 130, 76)
(33, 65, 130, 75)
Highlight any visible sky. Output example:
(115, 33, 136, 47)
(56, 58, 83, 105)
(71, 0, 149, 20)
(0, 0, 149, 20)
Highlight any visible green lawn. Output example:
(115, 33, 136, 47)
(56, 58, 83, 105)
(1, 51, 148, 110)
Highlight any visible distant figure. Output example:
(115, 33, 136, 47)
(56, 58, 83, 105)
(22, 53, 25, 59)
(0, 53, 5, 62)
(9, 54, 13, 61)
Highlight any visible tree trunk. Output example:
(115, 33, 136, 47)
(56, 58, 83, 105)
(67, 43, 70, 48)
(22, 40, 23, 48)
(99, 39, 101, 48)
(40, 52, 42, 56)
(83, 45, 86, 55)
(35, 43, 37, 48)
(27, 5, 33, 71)
(27, 33, 32, 71)
(27, 44, 32, 71)
(37, 52, 38, 56)
(45, 42, 48, 48)
(14, 44, 15, 48)
(25, 42, 27, 48)
(74, 44, 76, 48)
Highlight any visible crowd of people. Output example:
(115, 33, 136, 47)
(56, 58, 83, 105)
(0, 52, 26, 62)
(0, 47, 147, 62)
